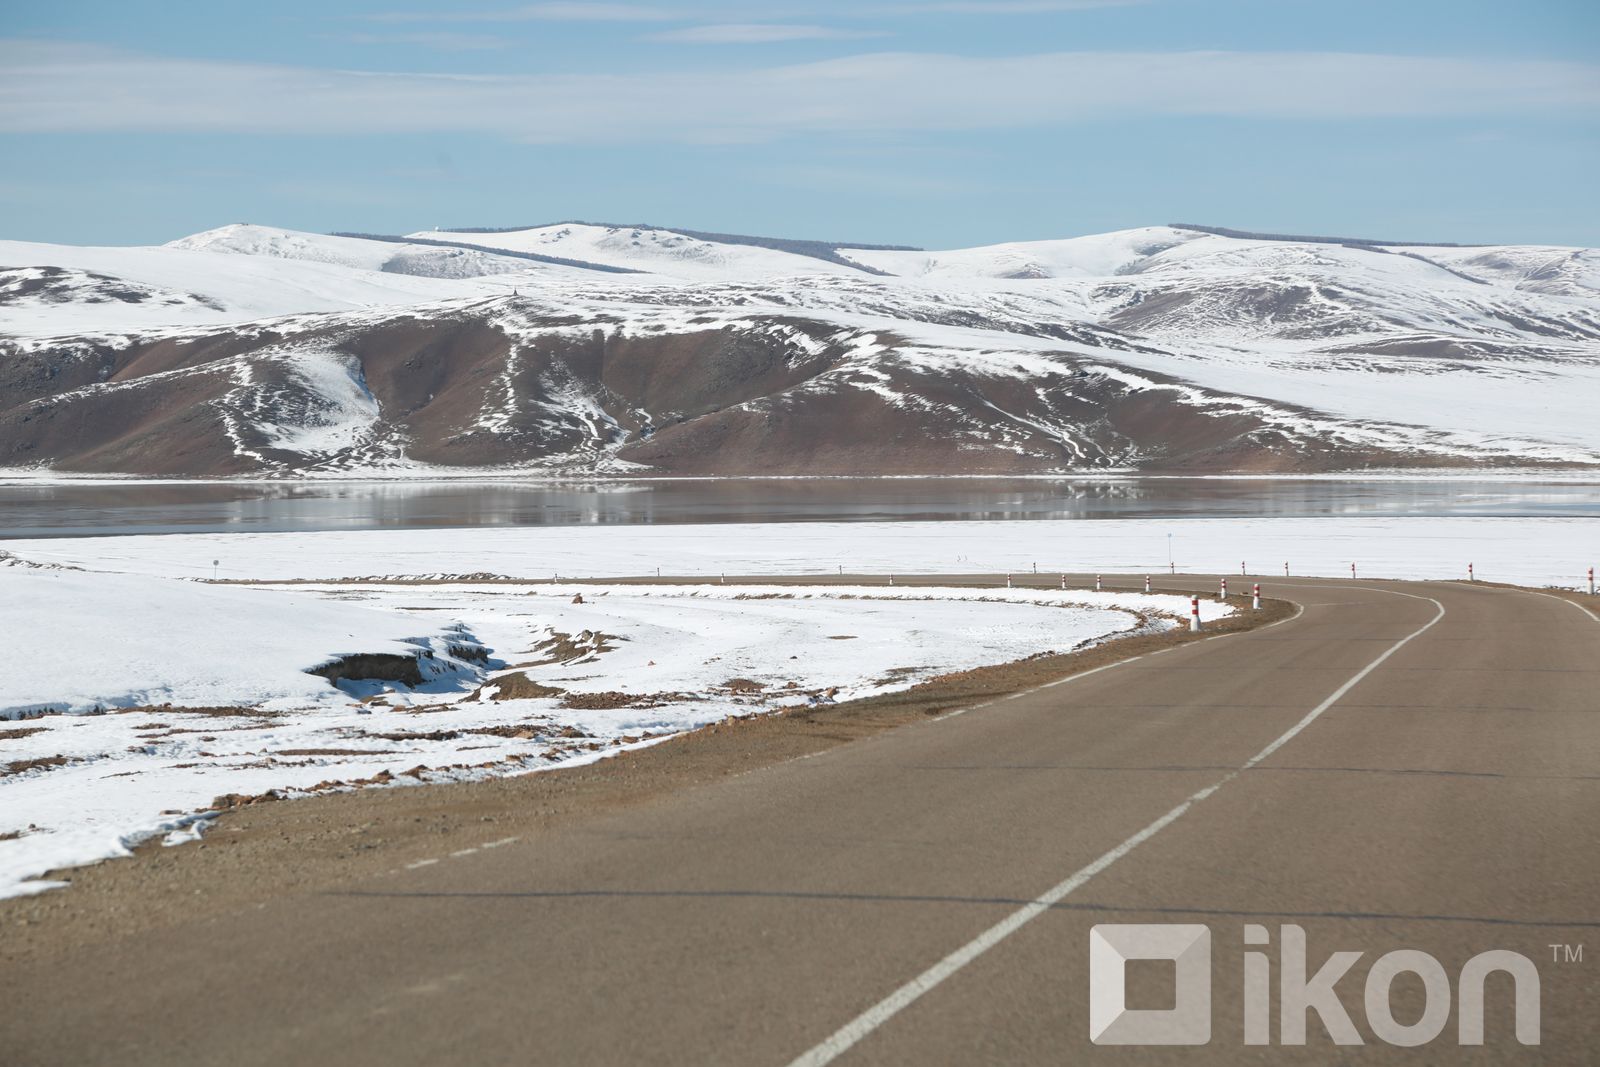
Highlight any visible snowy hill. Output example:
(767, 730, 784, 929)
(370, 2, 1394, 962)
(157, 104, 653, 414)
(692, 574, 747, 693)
(836, 226, 1198, 279)
(1, 222, 1596, 477)
(167, 224, 543, 280)
(407, 223, 877, 281)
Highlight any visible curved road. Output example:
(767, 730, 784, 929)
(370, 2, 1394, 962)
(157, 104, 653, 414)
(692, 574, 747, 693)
(6, 577, 1599, 1063)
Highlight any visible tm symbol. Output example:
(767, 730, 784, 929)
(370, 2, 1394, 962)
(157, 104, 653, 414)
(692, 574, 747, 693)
(1548, 944, 1584, 964)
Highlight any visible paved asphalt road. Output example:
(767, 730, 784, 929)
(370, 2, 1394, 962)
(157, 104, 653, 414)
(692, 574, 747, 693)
(7, 576, 1599, 1064)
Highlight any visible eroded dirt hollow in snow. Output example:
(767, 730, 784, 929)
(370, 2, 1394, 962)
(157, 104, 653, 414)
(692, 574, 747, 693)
(0, 572, 1216, 898)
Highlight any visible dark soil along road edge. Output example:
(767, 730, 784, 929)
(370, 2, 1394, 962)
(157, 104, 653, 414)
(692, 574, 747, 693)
(0, 579, 1291, 966)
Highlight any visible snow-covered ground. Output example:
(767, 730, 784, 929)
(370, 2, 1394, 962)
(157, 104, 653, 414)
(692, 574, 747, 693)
(0, 563, 485, 717)
(5, 515, 1594, 589)
(0, 558, 1196, 898)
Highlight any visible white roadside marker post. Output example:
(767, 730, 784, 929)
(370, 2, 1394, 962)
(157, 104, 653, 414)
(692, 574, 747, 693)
(1351, 562, 1357, 579)
(1059, 574, 1066, 589)
(1284, 561, 1289, 577)
(1095, 574, 1102, 592)
(889, 574, 895, 586)
(1006, 573, 1012, 589)
(1469, 562, 1474, 582)
(1241, 561, 1246, 576)
(1144, 575, 1151, 594)
(1590, 567, 1596, 595)
(1190, 596, 1201, 632)
(1253, 582, 1261, 610)
(1219, 577, 1227, 602)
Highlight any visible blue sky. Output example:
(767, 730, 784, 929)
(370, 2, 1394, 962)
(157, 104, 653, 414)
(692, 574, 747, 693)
(2, 0, 1597, 248)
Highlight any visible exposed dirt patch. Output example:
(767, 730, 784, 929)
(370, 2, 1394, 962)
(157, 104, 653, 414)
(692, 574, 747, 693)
(362, 729, 462, 743)
(1, 755, 72, 778)
(476, 672, 565, 701)
(115, 705, 270, 718)
(0, 726, 48, 741)
(560, 690, 649, 711)
(465, 724, 548, 741)
(721, 678, 765, 694)
(531, 629, 618, 665)
(272, 749, 401, 758)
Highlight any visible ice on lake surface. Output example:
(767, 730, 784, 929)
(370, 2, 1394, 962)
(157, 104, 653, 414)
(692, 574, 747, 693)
(2, 477, 1597, 538)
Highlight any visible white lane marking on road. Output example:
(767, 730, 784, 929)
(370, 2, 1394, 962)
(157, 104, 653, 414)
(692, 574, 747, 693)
(481, 837, 520, 849)
(786, 589, 1439, 1067)
(404, 858, 439, 870)
(1521, 588, 1600, 626)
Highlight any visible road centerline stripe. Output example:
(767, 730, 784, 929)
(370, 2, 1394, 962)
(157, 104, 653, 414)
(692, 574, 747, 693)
(786, 589, 1444, 1067)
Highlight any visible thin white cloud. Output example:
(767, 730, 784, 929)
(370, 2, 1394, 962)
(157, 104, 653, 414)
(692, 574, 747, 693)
(874, 0, 1144, 10)
(368, 3, 679, 23)
(3, 41, 1596, 142)
(649, 23, 887, 43)
(340, 32, 513, 50)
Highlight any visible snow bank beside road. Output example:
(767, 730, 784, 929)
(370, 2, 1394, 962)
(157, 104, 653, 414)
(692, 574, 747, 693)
(0, 575, 1196, 898)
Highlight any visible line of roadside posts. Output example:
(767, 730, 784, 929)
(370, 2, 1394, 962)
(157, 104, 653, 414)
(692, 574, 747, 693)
(932, 562, 1595, 643)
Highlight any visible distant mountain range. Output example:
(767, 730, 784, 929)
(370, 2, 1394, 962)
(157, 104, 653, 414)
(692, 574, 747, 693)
(0, 221, 1595, 477)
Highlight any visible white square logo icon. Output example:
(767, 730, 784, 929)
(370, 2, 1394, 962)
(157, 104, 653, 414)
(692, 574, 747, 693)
(1089, 924, 1212, 1045)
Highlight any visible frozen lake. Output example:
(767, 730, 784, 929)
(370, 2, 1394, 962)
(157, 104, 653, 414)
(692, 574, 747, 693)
(1, 477, 1598, 538)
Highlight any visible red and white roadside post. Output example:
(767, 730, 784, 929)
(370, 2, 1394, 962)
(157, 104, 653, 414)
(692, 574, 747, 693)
(1241, 561, 1246, 576)
(889, 574, 895, 586)
(1589, 567, 1596, 595)
(1095, 574, 1103, 592)
(1468, 562, 1475, 582)
(1284, 561, 1289, 577)
(1219, 577, 1228, 602)
(1351, 562, 1357, 579)
(1252, 582, 1261, 610)
(1144, 575, 1151, 594)
(1060, 574, 1066, 589)
(1006, 573, 1013, 589)
(1190, 596, 1201, 632)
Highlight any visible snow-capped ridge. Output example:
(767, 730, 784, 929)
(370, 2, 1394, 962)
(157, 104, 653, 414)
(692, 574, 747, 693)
(166, 224, 541, 280)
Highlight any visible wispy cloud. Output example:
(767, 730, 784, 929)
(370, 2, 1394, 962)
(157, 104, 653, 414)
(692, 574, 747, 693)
(4, 41, 1597, 142)
(368, 3, 679, 23)
(868, 0, 1144, 11)
(340, 31, 513, 50)
(648, 23, 887, 44)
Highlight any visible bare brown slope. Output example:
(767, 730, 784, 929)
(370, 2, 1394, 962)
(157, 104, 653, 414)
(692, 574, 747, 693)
(0, 302, 1537, 475)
